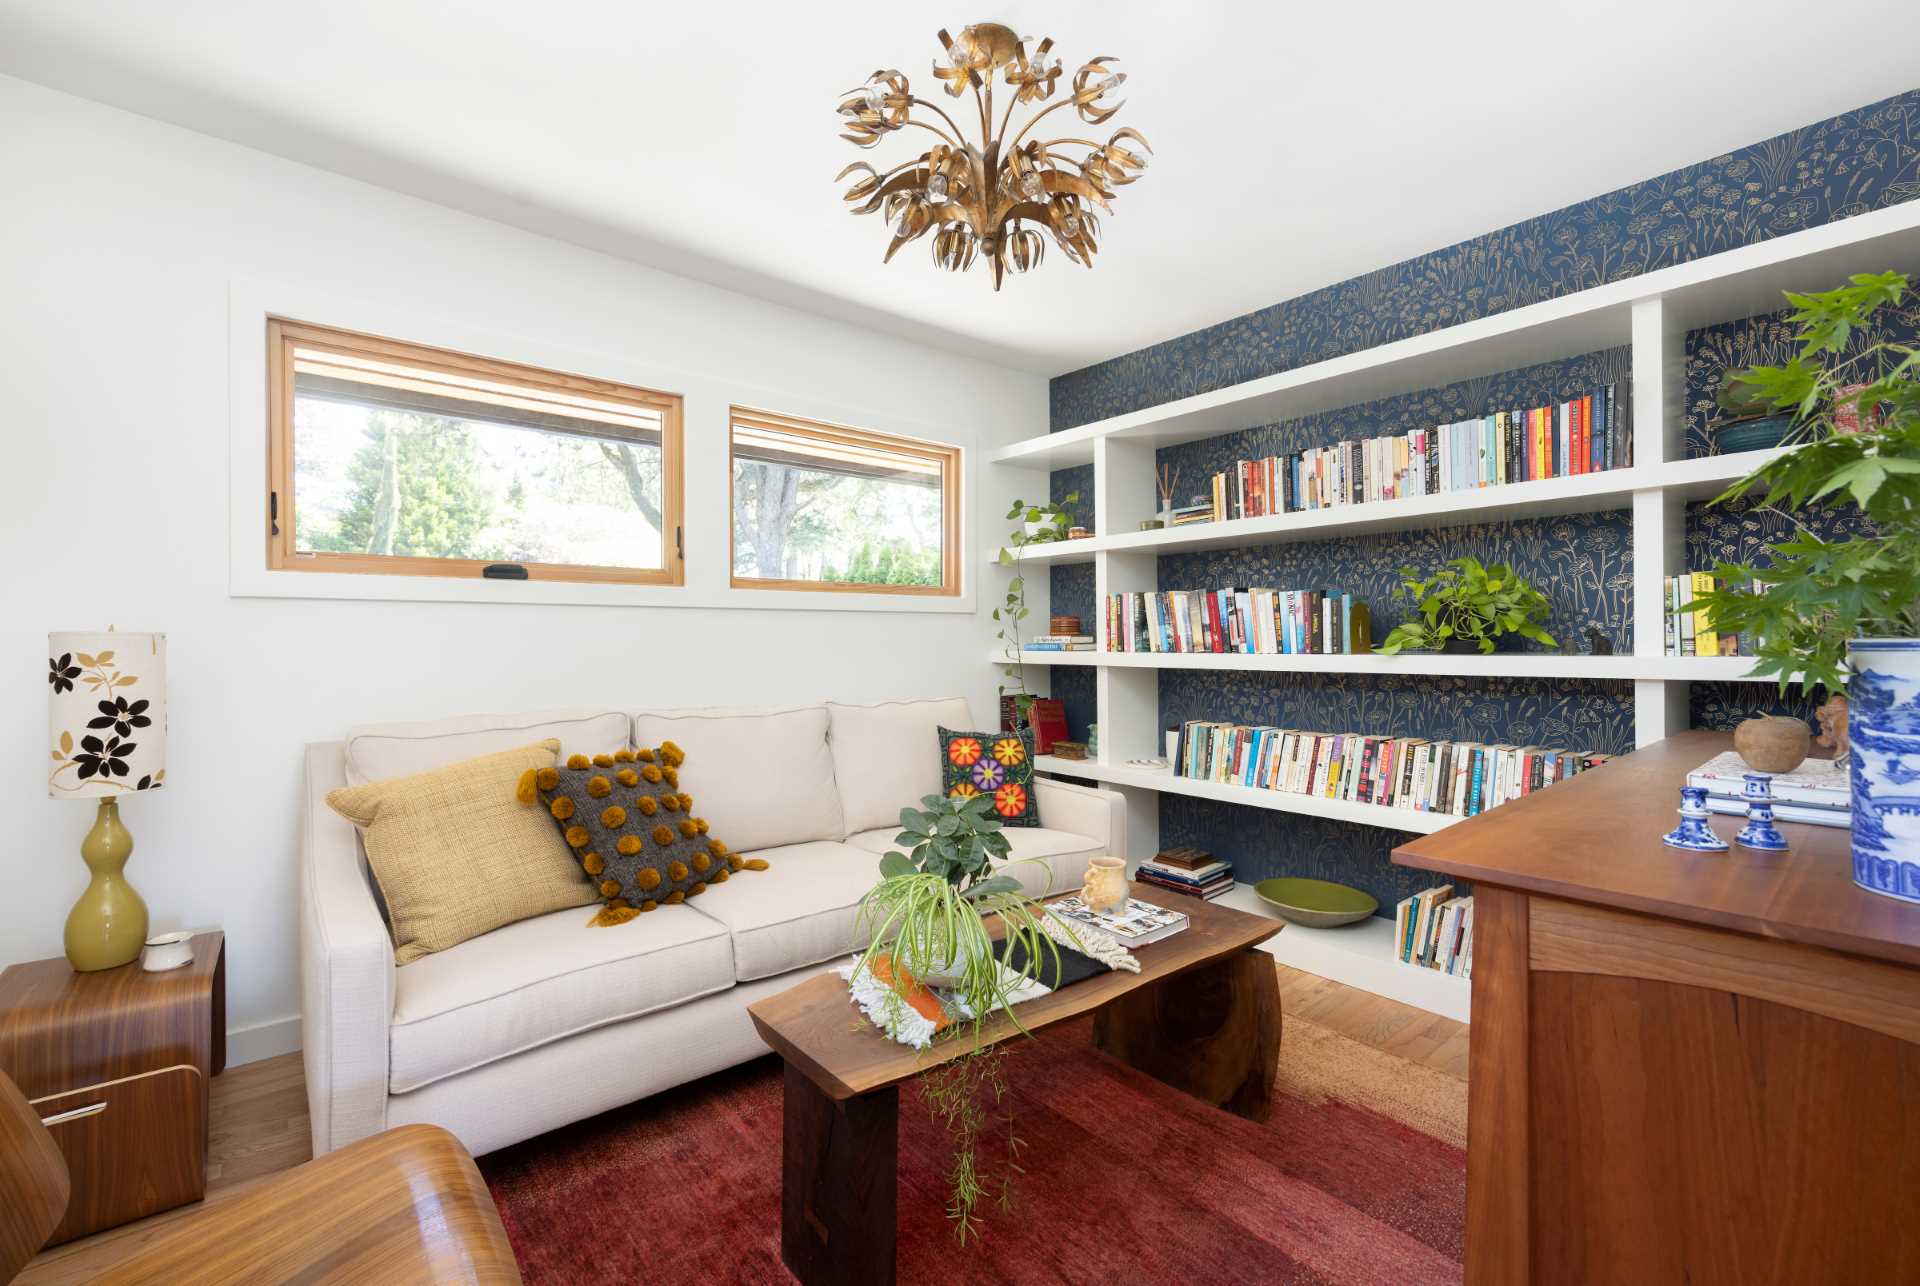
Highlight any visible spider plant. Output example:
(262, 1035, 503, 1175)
(852, 792, 1069, 1242)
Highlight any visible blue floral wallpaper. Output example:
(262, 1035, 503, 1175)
(1158, 511, 1633, 654)
(1051, 89, 1920, 431)
(1039, 88, 1920, 911)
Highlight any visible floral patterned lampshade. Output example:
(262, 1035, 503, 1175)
(48, 631, 167, 798)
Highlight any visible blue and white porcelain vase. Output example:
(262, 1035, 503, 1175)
(1849, 639, 1920, 902)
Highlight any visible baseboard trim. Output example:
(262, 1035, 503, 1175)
(227, 1014, 301, 1067)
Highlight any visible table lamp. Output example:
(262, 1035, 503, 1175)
(46, 631, 167, 971)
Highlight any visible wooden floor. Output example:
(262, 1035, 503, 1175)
(17, 964, 1465, 1282)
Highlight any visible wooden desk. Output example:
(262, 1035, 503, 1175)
(1394, 733, 1920, 1284)
(0, 933, 225, 1245)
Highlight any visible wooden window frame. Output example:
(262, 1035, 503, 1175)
(266, 318, 685, 586)
(727, 406, 962, 597)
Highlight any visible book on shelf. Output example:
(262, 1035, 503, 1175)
(1662, 571, 1751, 656)
(1171, 719, 1612, 818)
(1105, 587, 1372, 655)
(1025, 698, 1069, 753)
(1049, 895, 1189, 945)
(1136, 857, 1235, 901)
(1199, 383, 1626, 524)
(1136, 870, 1235, 901)
(1026, 637, 1094, 651)
(1395, 886, 1472, 978)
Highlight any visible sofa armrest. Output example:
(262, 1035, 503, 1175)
(300, 741, 395, 1155)
(1033, 776, 1128, 858)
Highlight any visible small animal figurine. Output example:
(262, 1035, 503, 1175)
(1815, 694, 1850, 763)
(1586, 627, 1614, 656)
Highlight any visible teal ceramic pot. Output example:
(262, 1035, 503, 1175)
(1714, 413, 1797, 455)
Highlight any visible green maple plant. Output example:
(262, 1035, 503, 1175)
(1701, 271, 1920, 697)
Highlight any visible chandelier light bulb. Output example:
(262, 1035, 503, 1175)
(1020, 170, 1046, 201)
(926, 173, 949, 202)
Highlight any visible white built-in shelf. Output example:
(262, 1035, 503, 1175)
(991, 202, 1920, 470)
(997, 447, 1790, 568)
(1211, 884, 1471, 1022)
(1000, 193, 1896, 923)
(1035, 754, 1457, 835)
(1008, 649, 1776, 683)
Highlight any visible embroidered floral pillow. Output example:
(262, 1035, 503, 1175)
(938, 726, 1039, 827)
(518, 740, 768, 925)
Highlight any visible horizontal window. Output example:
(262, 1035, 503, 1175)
(729, 407, 959, 595)
(267, 320, 684, 584)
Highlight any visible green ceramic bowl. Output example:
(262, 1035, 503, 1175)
(1253, 877, 1378, 928)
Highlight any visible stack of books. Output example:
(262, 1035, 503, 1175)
(1106, 587, 1371, 655)
(1173, 719, 1613, 817)
(1027, 633, 1094, 652)
(1135, 847, 1234, 901)
(1168, 502, 1214, 527)
(1686, 749, 1850, 828)
(1396, 885, 1472, 977)
(1202, 384, 1627, 520)
(1663, 571, 1751, 656)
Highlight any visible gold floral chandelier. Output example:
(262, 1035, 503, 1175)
(836, 22, 1150, 289)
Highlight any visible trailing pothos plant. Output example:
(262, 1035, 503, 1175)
(1700, 270, 1920, 698)
(1376, 555, 1557, 654)
(994, 492, 1079, 726)
(854, 791, 1064, 1243)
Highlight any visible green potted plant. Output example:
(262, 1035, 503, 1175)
(994, 492, 1079, 726)
(1698, 269, 1920, 903)
(854, 792, 1065, 1242)
(1376, 556, 1558, 655)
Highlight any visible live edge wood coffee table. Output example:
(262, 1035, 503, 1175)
(748, 883, 1281, 1286)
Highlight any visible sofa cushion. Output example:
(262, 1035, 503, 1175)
(326, 740, 598, 965)
(525, 743, 765, 923)
(346, 708, 628, 786)
(844, 826, 1099, 900)
(826, 697, 975, 834)
(940, 727, 1041, 826)
(631, 705, 843, 852)
(683, 841, 880, 981)
(388, 900, 734, 1093)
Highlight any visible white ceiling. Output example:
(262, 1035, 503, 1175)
(3, 1, 1915, 375)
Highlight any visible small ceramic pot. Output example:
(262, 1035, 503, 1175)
(1082, 856, 1128, 915)
(1733, 715, 1812, 775)
(141, 931, 194, 972)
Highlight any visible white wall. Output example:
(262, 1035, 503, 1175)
(0, 75, 1049, 1057)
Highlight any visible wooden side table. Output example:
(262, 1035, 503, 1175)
(0, 931, 224, 1245)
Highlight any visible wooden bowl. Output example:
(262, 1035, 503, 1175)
(1253, 877, 1378, 928)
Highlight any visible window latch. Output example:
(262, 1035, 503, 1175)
(269, 489, 279, 536)
(676, 525, 683, 559)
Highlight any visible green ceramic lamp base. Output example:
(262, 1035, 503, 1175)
(64, 797, 148, 972)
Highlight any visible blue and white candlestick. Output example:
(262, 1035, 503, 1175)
(1663, 785, 1729, 852)
(1735, 772, 1790, 852)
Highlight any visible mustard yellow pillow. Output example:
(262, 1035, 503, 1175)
(327, 739, 595, 964)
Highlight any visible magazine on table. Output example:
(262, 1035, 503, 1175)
(1049, 895, 1189, 945)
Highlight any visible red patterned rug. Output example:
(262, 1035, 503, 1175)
(479, 1001, 1467, 1284)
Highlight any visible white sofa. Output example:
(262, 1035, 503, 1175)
(300, 696, 1126, 1157)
